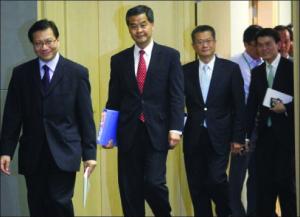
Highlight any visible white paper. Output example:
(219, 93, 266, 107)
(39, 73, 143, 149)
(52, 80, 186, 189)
(83, 167, 90, 208)
(263, 88, 293, 108)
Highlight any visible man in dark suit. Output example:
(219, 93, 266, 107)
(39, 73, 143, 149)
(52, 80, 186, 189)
(105, 5, 184, 217)
(246, 28, 296, 217)
(0, 19, 97, 217)
(274, 25, 293, 61)
(229, 25, 263, 217)
(183, 25, 246, 217)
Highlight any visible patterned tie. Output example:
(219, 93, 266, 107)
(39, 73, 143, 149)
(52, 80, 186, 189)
(42, 64, 50, 91)
(137, 50, 147, 122)
(200, 64, 209, 102)
(267, 64, 274, 127)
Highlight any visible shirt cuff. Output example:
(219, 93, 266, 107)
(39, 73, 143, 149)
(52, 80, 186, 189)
(169, 130, 182, 136)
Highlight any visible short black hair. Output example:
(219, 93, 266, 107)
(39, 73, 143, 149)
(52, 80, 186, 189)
(243, 25, 263, 43)
(126, 5, 154, 26)
(274, 25, 288, 32)
(191, 25, 216, 43)
(28, 19, 59, 43)
(255, 28, 280, 44)
(274, 24, 293, 41)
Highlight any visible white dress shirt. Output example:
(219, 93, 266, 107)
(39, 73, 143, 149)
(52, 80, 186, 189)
(231, 51, 263, 102)
(198, 55, 216, 127)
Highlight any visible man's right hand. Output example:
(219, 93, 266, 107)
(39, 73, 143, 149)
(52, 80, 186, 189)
(102, 140, 114, 149)
(0, 155, 11, 175)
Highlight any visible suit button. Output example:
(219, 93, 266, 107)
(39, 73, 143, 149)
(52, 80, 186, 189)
(204, 107, 207, 111)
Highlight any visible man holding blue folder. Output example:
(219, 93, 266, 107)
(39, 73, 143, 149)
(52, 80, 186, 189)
(105, 5, 184, 217)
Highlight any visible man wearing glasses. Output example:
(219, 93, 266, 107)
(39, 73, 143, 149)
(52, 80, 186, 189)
(0, 19, 97, 217)
(183, 25, 246, 217)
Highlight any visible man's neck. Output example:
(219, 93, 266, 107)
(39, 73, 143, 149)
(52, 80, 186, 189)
(199, 55, 214, 64)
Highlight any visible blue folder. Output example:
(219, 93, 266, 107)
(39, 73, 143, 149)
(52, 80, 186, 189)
(97, 109, 119, 147)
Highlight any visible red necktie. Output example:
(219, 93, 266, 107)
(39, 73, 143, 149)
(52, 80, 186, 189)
(137, 50, 146, 122)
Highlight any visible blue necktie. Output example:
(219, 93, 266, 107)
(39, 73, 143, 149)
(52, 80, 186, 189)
(42, 65, 50, 91)
(200, 64, 209, 102)
(200, 64, 210, 127)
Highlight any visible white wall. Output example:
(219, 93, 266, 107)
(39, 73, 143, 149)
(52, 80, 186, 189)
(278, 0, 292, 25)
(230, 1, 251, 57)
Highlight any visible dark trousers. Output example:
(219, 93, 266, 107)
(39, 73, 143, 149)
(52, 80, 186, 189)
(184, 127, 231, 217)
(118, 121, 171, 217)
(255, 128, 296, 217)
(229, 133, 256, 217)
(24, 141, 76, 217)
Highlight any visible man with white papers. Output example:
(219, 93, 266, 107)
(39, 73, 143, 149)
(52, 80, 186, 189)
(246, 28, 296, 217)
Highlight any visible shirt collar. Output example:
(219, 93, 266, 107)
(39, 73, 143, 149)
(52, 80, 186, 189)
(199, 55, 216, 70)
(267, 53, 281, 69)
(244, 51, 263, 66)
(39, 52, 60, 72)
(134, 40, 154, 57)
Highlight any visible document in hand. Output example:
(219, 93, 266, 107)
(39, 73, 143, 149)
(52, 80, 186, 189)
(97, 109, 119, 146)
(83, 167, 90, 208)
(263, 88, 293, 108)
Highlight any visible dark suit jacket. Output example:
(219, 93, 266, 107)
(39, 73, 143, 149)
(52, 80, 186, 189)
(0, 55, 96, 175)
(183, 57, 245, 154)
(246, 56, 294, 150)
(106, 42, 184, 152)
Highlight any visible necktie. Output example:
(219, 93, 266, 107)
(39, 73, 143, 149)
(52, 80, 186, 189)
(137, 50, 147, 122)
(200, 64, 209, 102)
(267, 64, 274, 126)
(42, 64, 50, 91)
(267, 64, 274, 88)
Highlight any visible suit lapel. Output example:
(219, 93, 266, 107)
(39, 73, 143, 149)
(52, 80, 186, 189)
(272, 57, 284, 89)
(190, 60, 204, 104)
(125, 46, 140, 94)
(32, 58, 43, 95)
(143, 43, 159, 93)
(206, 57, 221, 104)
(44, 56, 65, 96)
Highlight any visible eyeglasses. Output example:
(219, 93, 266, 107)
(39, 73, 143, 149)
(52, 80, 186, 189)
(194, 39, 215, 46)
(33, 39, 57, 49)
(129, 23, 149, 31)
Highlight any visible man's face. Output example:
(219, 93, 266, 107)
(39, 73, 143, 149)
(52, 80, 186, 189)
(256, 36, 279, 63)
(278, 30, 291, 58)
(192, 31, 216, 62)
(32, 27, 59, 62)
(127, 13, 153, 49)
(245, 40, 260, 60)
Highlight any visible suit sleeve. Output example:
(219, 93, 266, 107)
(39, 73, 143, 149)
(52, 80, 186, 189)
(246, 71, 259, 139)
(168, 51, 185, 131)
(106, 56, 121, 110)
(76, 68, 97, 161)
(0, 69, 22, 158)
(231, 64, 246, 143)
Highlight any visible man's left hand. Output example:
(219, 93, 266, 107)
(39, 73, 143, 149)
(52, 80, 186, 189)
(270, 101, 286, 114)
(83, 160, 97, 178)
(168, 132, 181, 149)
(231, 142, 245, 155)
